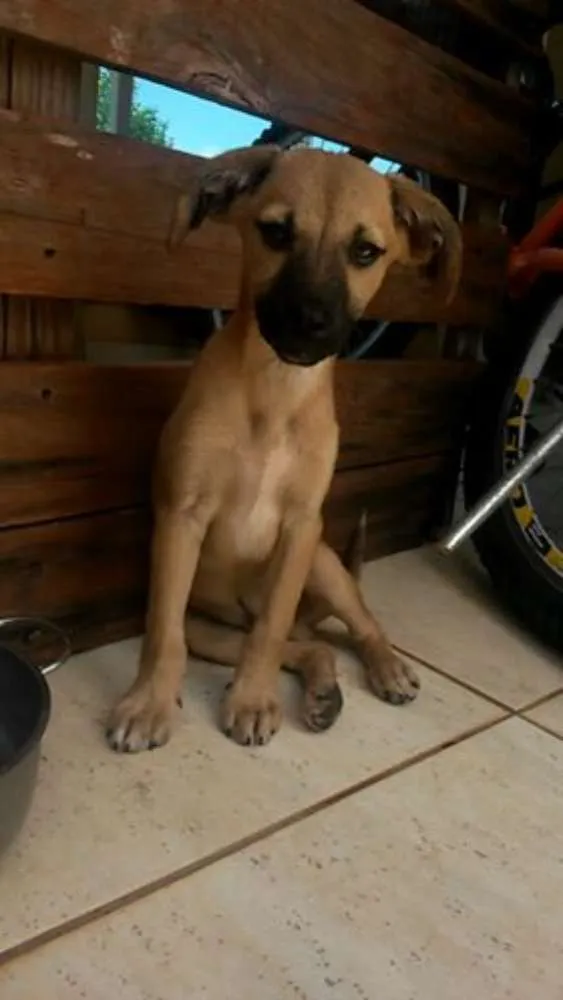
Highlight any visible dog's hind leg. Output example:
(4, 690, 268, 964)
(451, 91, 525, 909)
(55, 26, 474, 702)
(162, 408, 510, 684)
(186, 613, 343, 737)
(299, 510, 367, 629)
(304, 542, 420, 705)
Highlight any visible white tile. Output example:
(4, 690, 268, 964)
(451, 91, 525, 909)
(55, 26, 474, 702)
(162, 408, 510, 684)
(0, 636, 499, 956)
(2, 718, 563, 1000)
(362, 546, 563, 708)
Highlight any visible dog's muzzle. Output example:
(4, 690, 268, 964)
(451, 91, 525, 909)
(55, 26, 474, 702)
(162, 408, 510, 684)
(255, 252, 353, 366)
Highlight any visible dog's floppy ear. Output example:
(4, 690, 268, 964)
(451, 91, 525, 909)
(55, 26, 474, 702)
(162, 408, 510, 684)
(169, 145, 279, 246)
(388, 174, 462, 302)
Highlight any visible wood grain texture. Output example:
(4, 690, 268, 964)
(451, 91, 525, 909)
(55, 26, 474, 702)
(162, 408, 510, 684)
(9, 36, 82, 118)
(0, 36, 82, 359)
(323, 454, 450, 559)
(358, 0, 548, 60)
(0, 112, 508, 324)
(0, 214, 507, 326)
(0, 507, 150, 647)
(0, 359, 479, 528)
(0, 0, 536, 193)
(0, 453, 451, 651)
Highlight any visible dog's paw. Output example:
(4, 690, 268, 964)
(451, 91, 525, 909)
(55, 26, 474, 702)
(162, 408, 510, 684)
(364, 646, 420, 705)
(221, 679, 282, 746)
(303, 681, 343, 733)
(106, 684, 180, 753)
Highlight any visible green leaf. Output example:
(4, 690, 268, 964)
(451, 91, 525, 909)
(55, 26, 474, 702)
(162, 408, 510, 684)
(96, 68, 174, 148)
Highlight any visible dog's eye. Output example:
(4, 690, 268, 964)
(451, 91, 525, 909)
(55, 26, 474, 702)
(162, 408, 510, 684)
(256, 217, 294, 252)
(349, 239, 385, 268)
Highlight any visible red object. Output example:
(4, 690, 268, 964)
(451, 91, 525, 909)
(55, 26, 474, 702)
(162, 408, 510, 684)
(508, 198, 563, 298)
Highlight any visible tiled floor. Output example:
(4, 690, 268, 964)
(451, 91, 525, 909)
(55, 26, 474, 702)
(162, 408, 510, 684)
(1, 546, 562, 998)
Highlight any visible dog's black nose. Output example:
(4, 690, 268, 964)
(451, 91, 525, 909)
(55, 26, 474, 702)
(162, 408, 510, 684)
(302, 303, 329, 338)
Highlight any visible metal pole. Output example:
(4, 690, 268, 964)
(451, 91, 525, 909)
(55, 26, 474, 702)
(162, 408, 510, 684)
(440, 415, 563, 552)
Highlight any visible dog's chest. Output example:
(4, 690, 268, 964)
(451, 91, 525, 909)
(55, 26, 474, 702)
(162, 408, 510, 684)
(224, 436, 295, 561)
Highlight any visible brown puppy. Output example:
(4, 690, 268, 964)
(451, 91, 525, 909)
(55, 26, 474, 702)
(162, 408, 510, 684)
(107, 147, 461, 752)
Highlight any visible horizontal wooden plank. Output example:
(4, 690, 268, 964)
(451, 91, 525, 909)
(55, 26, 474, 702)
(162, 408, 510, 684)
(356, 0, 545, 70)
(0, 112, 508, 324)
(0, 208, 506, 326)
(0, 453, 450, 651)
(323, 455, 451, 559)
(0, 0, 537, 193)
(0, 507, 149, 648)
(0, 359, 478, 528)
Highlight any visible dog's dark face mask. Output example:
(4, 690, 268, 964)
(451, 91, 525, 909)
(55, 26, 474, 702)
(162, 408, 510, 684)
(255, 249, 353, 367)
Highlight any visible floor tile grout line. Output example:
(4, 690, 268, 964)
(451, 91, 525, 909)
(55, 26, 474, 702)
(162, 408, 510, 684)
(392, 643, 563, 717)
(391, 644, 514, 711)
(519, 714, 563, 742)
(516, 687, 563, 715)
(0, 712, 509, 970)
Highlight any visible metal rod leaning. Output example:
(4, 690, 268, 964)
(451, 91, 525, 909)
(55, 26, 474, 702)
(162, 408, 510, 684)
(440, 415, 563, 553)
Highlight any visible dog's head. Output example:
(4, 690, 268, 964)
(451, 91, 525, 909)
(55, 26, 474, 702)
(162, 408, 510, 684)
(172, 146, 462, 366)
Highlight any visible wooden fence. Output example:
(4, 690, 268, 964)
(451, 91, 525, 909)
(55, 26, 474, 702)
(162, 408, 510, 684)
(0, 0, 551, 649)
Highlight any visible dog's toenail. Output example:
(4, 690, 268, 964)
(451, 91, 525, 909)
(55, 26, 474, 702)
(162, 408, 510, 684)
(148, 740, 159, 750)
(387, 691, 406, 705)
(244, 736, 252, 746)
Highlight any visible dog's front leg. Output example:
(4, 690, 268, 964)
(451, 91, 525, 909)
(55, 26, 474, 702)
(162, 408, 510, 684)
(107, 500, 213, 752)
(222, 512, 322, 746)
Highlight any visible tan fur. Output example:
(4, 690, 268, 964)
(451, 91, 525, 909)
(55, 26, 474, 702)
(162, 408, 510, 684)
(107, 148, 461, 751)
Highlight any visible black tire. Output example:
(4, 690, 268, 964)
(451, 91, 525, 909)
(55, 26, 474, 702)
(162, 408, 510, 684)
(464, 286, 563, 652)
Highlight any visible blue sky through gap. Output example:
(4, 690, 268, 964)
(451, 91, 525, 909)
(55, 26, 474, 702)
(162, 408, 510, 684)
(135, 79, 397, 173)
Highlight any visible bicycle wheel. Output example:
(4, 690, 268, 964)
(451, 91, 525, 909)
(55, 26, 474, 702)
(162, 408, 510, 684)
(464, 289, 563, 650)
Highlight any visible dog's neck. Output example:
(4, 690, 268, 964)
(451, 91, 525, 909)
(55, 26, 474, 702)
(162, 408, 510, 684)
(222, 304, 335, 419)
